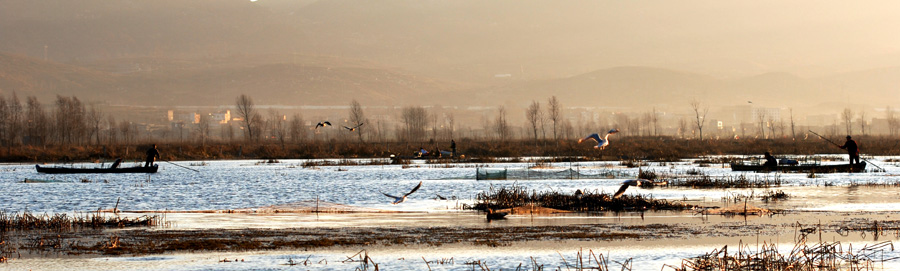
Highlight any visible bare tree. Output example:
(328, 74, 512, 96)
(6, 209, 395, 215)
(525, 100, 541, 141)
(197, 113, 211, 146)
(690, 100, 709, 141)
(756, 110, 767, 138)
(289, 113, 306, 143)
(54, 95, 86, 145)
(858, 111, 867, 136)
(767, 115, 776, 139)
(495, 106, 509, 140)
(842, 108, 853, 135)
(106, 116, 118, 145)
(401, 106, 428, 142)
(269, 109, 287, 149)
(348, 100, 366, 142)
(789, 108, 796, 140)
(444, 113, 455, 140)
(25, 96, 48, 146)
(678, 118, 688, 139)
(87, 104, 103, 146)
(548, 96, 561, 141)
(235, 94, 257, 141)
(0, 96, 8, 148)
(887, 106, 898, 137)
(119, 120, 133, 145)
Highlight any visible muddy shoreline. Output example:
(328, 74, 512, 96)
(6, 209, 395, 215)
(4, 210, 900, 261)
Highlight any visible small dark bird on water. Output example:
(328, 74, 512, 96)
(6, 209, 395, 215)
(343, 123, 364, 131)
(486, 208, 508, 220)
(315, 121, 332, 129)
(612, 179, 649, 199)
(381, 181, 422, 204)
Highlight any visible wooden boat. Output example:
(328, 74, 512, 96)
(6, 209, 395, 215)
(729, 161, 866, 173)
(35, 164, 158, 174)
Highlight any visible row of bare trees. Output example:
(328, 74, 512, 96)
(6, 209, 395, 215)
(0, 93, 143, 148)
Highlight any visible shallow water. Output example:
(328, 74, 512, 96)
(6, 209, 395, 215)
(3, 156, 900, 214)
(5, 156, 900, 270)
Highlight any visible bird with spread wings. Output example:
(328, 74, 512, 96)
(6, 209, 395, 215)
(382, 181, 422, 204)
(315, 121, 332, 129)
(612, 179, 648, 199)
(578, 128, 619, 150)
(343, 123, 364, 131)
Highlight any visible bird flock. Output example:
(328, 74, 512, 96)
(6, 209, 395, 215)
(315, 121, 364, 131)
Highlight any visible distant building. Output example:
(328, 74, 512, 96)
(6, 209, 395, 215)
(167, 110, 199, 124)
(209, 110, 231, 124)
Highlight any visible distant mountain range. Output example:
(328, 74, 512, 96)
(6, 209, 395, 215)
(1, 0, 899, 112)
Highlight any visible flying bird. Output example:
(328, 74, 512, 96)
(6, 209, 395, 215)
(343, 123, 364, 131)
(578, 129, 619, 150)
(612, 179, 648, 199)
(382, 181, 423, 204)
(315, 121, 332, 129)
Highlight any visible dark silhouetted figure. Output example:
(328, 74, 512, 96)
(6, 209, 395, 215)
(840, 135, 860, 165)
(450, 139, 457, 157)
(763, 152, 778, 167)
(110, 158, 123, 169)
(145, 144, 160, 167)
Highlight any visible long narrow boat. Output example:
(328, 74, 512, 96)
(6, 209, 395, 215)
(729, 161, 865, 173)
(35, 164, 158, 174)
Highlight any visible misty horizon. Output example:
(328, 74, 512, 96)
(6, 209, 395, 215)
(1, 0, 900, 139)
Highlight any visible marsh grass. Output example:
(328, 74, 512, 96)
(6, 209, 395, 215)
(0, 211, 159, 232)
(663, 240, 896, 271)
(667, 172, 782, 188)
(472, 185, 694, 212)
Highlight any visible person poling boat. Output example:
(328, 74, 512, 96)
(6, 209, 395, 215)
(839, 135, 860, 165)
(145, 144, 160, 167)
(808, 130, 884, 172)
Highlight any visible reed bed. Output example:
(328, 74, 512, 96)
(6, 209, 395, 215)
(472, 185, 694, 212)
(664, 240, 897, 271)
(666, 172, 782, 188)
(0, 211, 159, 232)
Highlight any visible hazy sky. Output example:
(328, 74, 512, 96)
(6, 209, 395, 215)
(553, 0, 900, 77)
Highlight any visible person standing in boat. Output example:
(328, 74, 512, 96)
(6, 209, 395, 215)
(450, 139, 457, 157)
(145, 144, 160, 167)
(839, 135, 860, 165)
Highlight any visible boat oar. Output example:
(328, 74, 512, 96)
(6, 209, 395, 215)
(808, 130, 884, 172)
(162, 160, 200, 172)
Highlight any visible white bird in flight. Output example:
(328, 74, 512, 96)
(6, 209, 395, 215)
(578, 129, 619, 149)
(613, 179, 648, 199)
(382, 181, 423, 204)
